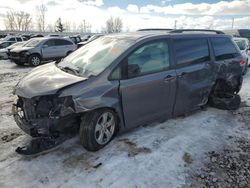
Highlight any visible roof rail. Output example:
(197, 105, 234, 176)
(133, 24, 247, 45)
(169, 29, 225, 34)
(137, 28, 173, 31)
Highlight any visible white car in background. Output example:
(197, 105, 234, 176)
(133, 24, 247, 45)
(233, 37, 250, 66)
(0, 42, 25, 60)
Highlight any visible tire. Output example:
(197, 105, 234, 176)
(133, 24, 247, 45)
(79, 109, 117, 151)
(28, 54, 41, 66)
(66, 51, 72, 56)
(14, 61, 25, 66)
(209, 93, 241, 110)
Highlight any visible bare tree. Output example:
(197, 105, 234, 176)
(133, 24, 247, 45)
(105, 16, 123, 33)
(64, 21, 71, 32)
(5, 11, 15, 31)
(22, 13, 32, 31)
(4, 11, 32, 31)
(78, 20, 91, 33)
(16, 11, 25, 30)
(36, 4, 47, 32)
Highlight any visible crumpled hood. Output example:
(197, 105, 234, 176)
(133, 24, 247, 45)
(11, 46, 34, 52)
(15, 63, 87, 98)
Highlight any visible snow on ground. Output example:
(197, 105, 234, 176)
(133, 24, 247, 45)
(0, 60, 249, 188)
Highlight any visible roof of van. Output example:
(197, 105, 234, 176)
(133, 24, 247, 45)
(104, 31, 229, 41)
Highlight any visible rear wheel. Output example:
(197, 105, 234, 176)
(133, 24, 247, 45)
(66, 51, 72, 56)
(28, 54, 41, 66)
(79, 109, 117, 151)
(209, 93, 241, 110)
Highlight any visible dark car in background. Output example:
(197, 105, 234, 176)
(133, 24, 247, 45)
(77, 34, 103, 48)
(13, 31, 244, 153)
(223, 29, 250, 43)
(67, 35, 82, 48)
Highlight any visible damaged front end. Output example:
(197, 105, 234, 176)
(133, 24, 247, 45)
(12, 95, 79, 137)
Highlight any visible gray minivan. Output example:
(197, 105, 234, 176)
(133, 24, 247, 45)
(13, 31, 244, 154)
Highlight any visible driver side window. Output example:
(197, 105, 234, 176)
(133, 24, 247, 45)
(127, 41, 170, 78)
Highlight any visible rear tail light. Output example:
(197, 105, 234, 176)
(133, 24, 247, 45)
(240, 60, 246, 65)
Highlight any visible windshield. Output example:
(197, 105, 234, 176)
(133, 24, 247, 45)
(58, 36, 134, 77)
(24, 38, 43, 47)
(235, 40, 246, 50)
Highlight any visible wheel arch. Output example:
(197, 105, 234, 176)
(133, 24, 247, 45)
(79, 106, 123, 133)
(28, 53, 42, 59)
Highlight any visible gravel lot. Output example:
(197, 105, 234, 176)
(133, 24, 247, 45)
(0, 60, 249, 188)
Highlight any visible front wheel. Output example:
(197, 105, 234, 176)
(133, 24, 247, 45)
(79, 109, 117, 151)
(28, 54, 41, 66)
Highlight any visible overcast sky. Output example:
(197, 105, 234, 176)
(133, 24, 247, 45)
(0, 0, 250, 32)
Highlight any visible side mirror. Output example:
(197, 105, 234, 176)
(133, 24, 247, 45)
(42, 44, 48, 48)
(128, 64, 140, 78)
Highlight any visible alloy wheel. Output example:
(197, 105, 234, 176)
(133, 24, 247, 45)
(94, 112, 115, 145)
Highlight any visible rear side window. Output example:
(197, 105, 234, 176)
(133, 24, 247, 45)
(16, 37, 22, 41)
(211, 37, 239, 61)
(174, 38, 209, 65)
(55, 39, 73, 46)
(44, 39, 55, 47)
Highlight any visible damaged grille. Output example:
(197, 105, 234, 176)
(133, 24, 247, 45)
(17, 96, 74, 120)
(9, 52, 19, 57)
(22, 98, 37, 119)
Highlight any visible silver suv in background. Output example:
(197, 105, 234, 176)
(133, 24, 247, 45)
(233, 37, 250, 63)
(233, 37, 250, 74)
(0, 42, 25, 60)
(9, 37, 77, 66)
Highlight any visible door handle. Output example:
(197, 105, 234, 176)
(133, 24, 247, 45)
(178, 72, 186, 78)
(164, 75, 175, 82)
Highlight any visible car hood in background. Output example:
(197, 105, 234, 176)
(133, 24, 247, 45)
(0, 49, 7, 53)
(10, 46, 34, 52)
(14, 63, 87, 98)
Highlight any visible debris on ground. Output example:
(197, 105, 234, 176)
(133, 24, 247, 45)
(188, 138, 250, 188)
(1, 132, 22, 143)
(182, 152, 193, 165)
(118, 138, 152, 157)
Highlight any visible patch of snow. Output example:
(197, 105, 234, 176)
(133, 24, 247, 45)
(0, 60, 249, 188)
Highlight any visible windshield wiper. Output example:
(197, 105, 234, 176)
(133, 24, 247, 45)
(59, 66, 80, 76)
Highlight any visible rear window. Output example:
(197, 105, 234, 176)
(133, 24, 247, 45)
(174, 38, 209, 65)
(211, 37, 239, 61)
(55, 39, 73, 46)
